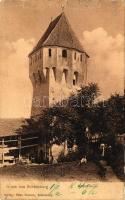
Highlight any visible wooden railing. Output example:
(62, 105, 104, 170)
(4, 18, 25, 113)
(0, 136, 39, 164)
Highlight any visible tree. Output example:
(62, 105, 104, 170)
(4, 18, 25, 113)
(104, 94, 125, 135)
(37, 83, 101, 155)
(100, 94, 125, 146)
(40, 106, 78, 144)
(86, 93, 125, 146)
(18, 83, 101, 159)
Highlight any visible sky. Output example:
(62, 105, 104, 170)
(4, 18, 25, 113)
(0, 0, 124, 118)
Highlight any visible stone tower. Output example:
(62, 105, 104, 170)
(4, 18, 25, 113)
(29, 12, 89, 116)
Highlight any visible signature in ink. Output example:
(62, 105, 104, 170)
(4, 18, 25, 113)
(49, 182, 98, 197)
(69, 182, 98, 195)
(49, 184, 62, 196)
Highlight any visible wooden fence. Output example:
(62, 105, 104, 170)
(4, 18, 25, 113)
(0, 136, 39, 165)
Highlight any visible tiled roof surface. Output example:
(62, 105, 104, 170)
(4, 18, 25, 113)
(29, 12, 85, 55)
(0, 119, 25, 137)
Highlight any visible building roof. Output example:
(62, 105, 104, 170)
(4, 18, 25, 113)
(29, 12, 87, 56)
(0, 119, 25, 137)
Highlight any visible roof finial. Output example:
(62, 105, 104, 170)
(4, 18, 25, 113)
(61, 4, 65, 12)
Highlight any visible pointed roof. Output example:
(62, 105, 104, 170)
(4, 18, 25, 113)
(29, 13, 88, 56)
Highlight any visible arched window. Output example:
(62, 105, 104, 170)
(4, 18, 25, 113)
(74, 52, 76, 60)
(80, 54, 82, 62)
(52, 67, 56, 81)
(45, 67, 49, 81)
(62, 49, 67, 58)
(48, 48, 51, 57)
(73, 71, 78, 85)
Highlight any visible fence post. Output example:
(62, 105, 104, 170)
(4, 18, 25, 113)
(2, 138, 4, 165)
(18, 136, 22, 161)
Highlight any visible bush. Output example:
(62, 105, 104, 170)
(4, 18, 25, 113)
(57, 152, 67, 163)
(58, 151, 79, 163)
(105, 144, 125, 181)
(97, 168, 106, 178)
(96, 161, 107, 179)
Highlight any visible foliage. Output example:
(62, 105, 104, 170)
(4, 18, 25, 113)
(22, 83, 100, 147)
(103, 94, 125, 135)
(105, 143, 125, 181)
(18, 83, 125, 167)
(96, 162, 107, 179)
(58, 151, 79, 163)
(87, 94, 125, 145)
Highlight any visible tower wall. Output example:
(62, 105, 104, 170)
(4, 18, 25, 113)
(29, 48, 49, 116)
(29, 46, 88, 116)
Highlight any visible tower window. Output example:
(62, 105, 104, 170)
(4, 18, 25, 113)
(73, 72, 78, 86)
(73, 79, 75, 85)
(62, 49, 67, 58)
(49, 48, 51, 57)
(45, 67, 49, 81)
(80, 54, 82, 62)
(74, 52, 76, 60)
(52, 67, 56, 81)
(62, 69, 68, 83)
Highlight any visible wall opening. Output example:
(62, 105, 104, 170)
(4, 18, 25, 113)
(62, 49, 67, 58)
(62, 69, 68, 84)
(45, 67, 49, 81)
(52, 67, 56, 81)
(73, 71, 78, 86)
(49, 48, 52, 57)
(80, 54, 82, 62)
(74, 52, 76, 60)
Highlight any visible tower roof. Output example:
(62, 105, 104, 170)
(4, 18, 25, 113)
(29, 12, 87, 56)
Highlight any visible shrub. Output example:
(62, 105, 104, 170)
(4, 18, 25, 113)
(58, 150, 79, 163)
(105, 144, 125, 181)
(96, 161, 107, 179)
